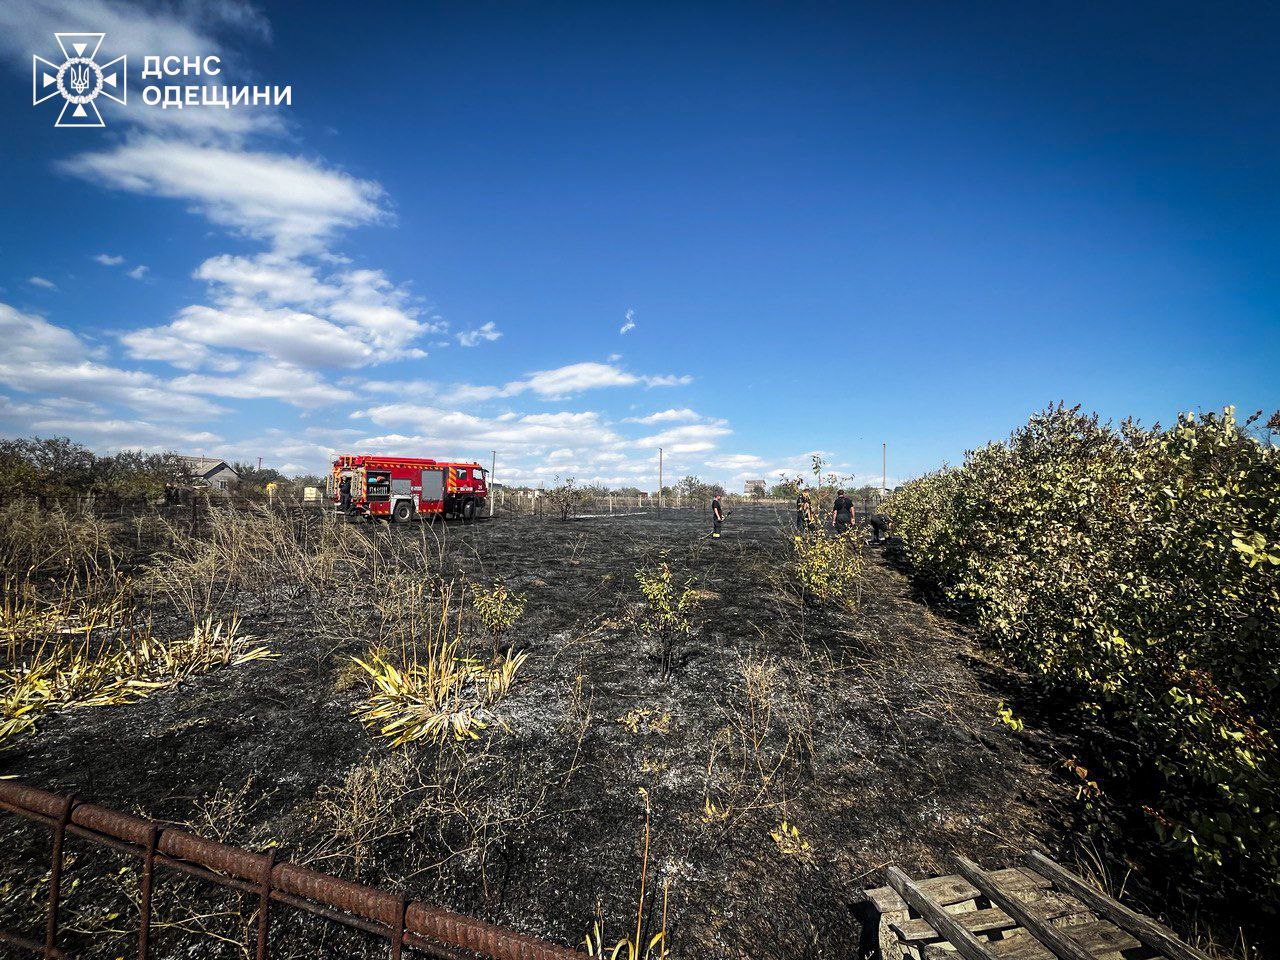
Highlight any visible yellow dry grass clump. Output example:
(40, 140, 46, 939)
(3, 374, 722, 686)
(2, 605, 273, 748)
(349, 582, 529, 746)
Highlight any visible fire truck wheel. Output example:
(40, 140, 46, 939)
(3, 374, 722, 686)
(393, 500, 414, 523)
(463, 498, 476, 523)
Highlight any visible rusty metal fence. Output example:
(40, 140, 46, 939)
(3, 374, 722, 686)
(0, 779, 581, 960)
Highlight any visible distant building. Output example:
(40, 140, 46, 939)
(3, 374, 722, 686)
(179, 456, 239, 493)
(744, 479, 767, 496)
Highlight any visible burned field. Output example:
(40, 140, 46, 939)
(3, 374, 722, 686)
(1, 505, 1078, 959)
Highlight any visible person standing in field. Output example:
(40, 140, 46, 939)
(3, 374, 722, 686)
(338, 473, 351, 513)
(796, 488, 811, 530)
(712, 493, 725, 538)
(831, 489, 854, 533)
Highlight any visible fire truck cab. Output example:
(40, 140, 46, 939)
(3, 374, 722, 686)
(329, 454, 488, 522)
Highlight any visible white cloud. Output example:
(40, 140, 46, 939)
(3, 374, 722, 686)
(0, 0, 269, 69)
(61, 139, 387, 253)
(25, 416, 223, 451)
(195, 253, 336, 305)
(94, 254, 125, 266)
(124, 255, 433, 370)
(0, 303, 83, 364)
(324, 268, 433, 357)
(521, 362, 638, 398)
(456, 321, 502, 347)
(0, 302, 227, 420)
(356, 361, 692, 405)
(354, 404, 622, 449)
(704, 453, 770, 471)
(626, 408, 701, 424)
(171, 360, 353, 409)
(126, 304, 348, 369)
(505, 362, 689, 399)
(634, 420, 731, 454)
(642, 373, 693, 388)
(127, 265, 150, 280)
(620, 308, 636, 335)
(27, 276, 56, 290)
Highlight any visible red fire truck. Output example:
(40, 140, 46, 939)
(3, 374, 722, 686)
(328, 454, 489, 522)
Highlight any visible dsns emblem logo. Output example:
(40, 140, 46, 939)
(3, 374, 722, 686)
(33, 33, 126, 128)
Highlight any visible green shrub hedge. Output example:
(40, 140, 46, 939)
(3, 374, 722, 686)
(885, 405, 1279, 906)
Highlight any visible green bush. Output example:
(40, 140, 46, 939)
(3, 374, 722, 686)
(885, 405, 1280, 905)
(789, 528, 865, 610)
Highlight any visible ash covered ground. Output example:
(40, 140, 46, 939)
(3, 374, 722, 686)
(1, 505, 1079, 959)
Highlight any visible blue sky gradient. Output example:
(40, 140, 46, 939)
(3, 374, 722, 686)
(1, 2, 1276, 487)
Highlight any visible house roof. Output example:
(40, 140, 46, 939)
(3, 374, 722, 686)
(178, 456, 238, 478)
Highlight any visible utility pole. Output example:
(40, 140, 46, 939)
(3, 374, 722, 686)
(490, 450, 496, 517)
(658, 447, 663, 512)
(257, 456, 262, 472)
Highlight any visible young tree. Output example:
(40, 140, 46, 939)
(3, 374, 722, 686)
(545, 475, 583, 521)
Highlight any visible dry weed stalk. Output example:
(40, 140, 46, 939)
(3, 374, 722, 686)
(585, 798, 671, 960)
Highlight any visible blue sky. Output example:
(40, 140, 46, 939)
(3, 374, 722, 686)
(1, 1, 1276, 487)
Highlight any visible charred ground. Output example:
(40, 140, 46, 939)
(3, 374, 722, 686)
(2, 505, 1080, 959)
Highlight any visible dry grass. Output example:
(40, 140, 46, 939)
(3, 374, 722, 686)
(1, 610, 274, 748)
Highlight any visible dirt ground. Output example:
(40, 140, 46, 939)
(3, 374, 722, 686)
(0, 505, 1081, 960)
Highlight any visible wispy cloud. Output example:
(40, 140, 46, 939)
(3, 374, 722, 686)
(620, 308, 636, 335)
(353, 406, 622, 450)
(625, 408, 701, 424)
(94, 254, 125, 266)
(633, 420, 732, 454)
(27, 276, 56, 290)
(0, 302, 226, 420)
(359, 361, 693, 404)
(61, 139, 387, 253)
(171, 360, 353, 409)
(127, 265, 150, 280)
(456, 321, 502, 347)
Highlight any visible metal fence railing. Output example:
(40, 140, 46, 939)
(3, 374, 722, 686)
(0, 779, 580, 960)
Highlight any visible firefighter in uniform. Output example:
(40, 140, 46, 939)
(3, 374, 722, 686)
(831, 489, 854, 533)
(338, 474, 351, 513)
(712, 494, 725, 538)
(869, 512, 892, 544)
(796, 488, 811, 530)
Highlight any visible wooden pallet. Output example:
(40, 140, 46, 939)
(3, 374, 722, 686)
(864, 852, 1212, 960)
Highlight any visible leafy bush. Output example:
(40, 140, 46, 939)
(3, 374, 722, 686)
(789, 528, 865, 609)
(631, 560, 702, 676)
(471, 582, 527, 658)
(885, 405, 1280, 905)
